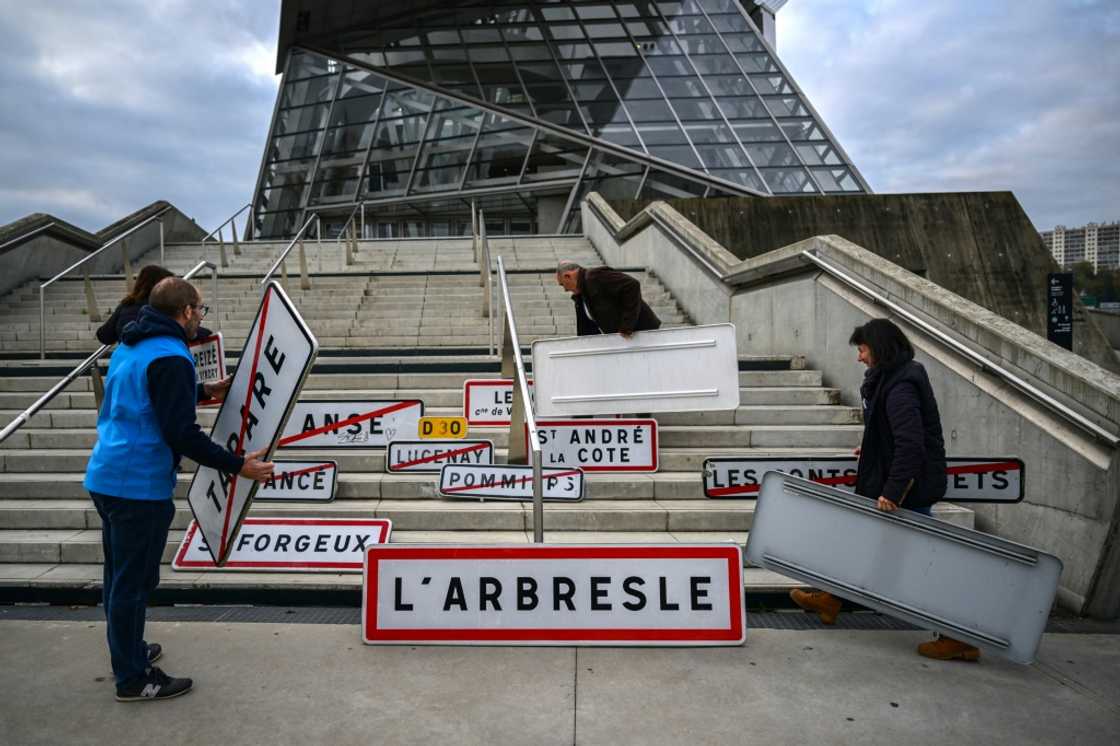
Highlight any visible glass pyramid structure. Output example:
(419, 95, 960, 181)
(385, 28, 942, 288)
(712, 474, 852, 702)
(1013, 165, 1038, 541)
(251, 0, 868, 239)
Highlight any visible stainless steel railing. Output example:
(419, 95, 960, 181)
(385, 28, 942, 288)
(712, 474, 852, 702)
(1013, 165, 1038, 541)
(38, 206, 174, 359)
(332, 204, 362, 270)
(478, 209, 496, 356)
(200, 203, 252, 269)
(261, 213, 319, 292)
(2, 260, 219, 444)
(496, 255, 545, 542)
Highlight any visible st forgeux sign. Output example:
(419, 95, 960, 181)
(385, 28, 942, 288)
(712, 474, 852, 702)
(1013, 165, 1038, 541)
(185, 282, 318, 565)
(362, 544, 745, 646)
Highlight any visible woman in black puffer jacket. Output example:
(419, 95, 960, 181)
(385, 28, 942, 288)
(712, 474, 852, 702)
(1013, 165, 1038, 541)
(97, 265, 212, 344)
(790, 319, 980, 662)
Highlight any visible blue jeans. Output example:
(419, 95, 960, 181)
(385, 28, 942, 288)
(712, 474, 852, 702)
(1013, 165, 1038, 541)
(89, 492, 174, 685)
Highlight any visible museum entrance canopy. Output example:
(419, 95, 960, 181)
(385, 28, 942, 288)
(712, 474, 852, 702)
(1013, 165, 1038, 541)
(253, 0, 868, 239)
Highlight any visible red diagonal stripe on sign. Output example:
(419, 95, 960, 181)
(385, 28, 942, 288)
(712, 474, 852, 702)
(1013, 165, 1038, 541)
(218, 286, 273, 560)
(392, 443, 489, 470)
(277, 401, 418, 446)
(707, 460, 1023, 497)
(441, 468, 583, 494)
(273, 462, 336, 480)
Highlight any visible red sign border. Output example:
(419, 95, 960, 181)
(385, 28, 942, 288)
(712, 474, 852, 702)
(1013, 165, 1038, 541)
(362, 544, 744, 645)
(526, 419, 659, 472)
(173, 517, 391, 571)
(463, 379, 533, 427)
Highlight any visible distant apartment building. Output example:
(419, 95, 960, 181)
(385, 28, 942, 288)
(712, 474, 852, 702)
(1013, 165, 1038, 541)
(1042, 221, 1120, 271)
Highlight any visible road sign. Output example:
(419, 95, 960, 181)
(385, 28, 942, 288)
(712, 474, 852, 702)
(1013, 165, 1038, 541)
(362, 544, 745, 646)
(529, 419, 658, 472)
(419, 416, 468, 439)
(256, 460, 338, 502)
(186, 281, 318, 566)
(190, 332, 226, 406)
(463, 379, 533, 426)
(173, 517, 391, 572)
(702, 456, 1025, 503)
(745, 472, 1060, 664)
(531, 324, 739, 416)
(1047, 273, 1073, 350)
(438, 463, 584, 501)
(387, 440, 495, 473)
(277, 400, 423, 448)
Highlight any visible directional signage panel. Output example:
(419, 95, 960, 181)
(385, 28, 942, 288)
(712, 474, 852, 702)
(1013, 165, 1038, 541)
(387, 440, 495, 473)
(256, 460, 338, 502)
(528, 419, 658, 472)
(438, 463, 584, 502)
(531, 324, 739, 416)
(173, 517, 391, 572)
(278, 400, 423, 449)
(190, 332, 226, 406)
(186, 281, 318, 566)
(745, 472, 1060, 664)
(702, 456, 1025, 503)
(362, 544, 745, 646)
(463, 379, 533, 426)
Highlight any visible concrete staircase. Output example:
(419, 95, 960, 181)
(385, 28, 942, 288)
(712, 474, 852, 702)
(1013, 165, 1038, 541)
(0, 235, 972, 601)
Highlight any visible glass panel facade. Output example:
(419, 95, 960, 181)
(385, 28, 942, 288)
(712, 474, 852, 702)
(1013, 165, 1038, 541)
(252, 1, 867, 239)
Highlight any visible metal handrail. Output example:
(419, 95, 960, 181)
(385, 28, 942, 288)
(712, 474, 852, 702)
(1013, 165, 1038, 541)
(201, 203, 251, 243)
(333, 203, 362, 269)
(478, 209, 496, 356)
(497, 255, 545, 542)
(38, 206, 174, 359)
(261, 213, 319, 290)
(0, 221, 58, 253)
(1, 260, 219, 445)
(802, 250, 1120, 447)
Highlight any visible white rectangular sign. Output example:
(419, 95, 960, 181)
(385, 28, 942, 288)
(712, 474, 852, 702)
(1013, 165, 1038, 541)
(256, 460, 338, 502)
(190, 332, 226, 406)
(277, 400, 423, 449)
(386, 440, 495, 473)
(529, 419, 658, 472)
(173, 517, 391, 572)
(531, 324, 740, 416)
(362, 544, 745, 646)
(186, 281, 318, 565)
(703, 456, 1025, 503)
(438, 463, 585, 502)
(463, 379, 533, 426)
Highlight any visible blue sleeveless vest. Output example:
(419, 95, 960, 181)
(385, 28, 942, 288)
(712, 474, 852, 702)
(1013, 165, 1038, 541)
(84, 335, 194, 500)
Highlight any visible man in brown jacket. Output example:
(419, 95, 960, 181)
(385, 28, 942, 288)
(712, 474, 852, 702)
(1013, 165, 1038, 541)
(556, 261, 661, 338)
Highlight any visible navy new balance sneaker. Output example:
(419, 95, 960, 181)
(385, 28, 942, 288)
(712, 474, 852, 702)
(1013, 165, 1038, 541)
(115, 667, 193, 702)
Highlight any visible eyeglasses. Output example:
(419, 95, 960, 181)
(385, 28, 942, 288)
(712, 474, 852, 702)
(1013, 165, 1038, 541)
(189, 304, 210, 318)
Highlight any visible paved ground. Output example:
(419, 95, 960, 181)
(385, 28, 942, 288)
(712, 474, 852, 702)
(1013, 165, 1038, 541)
(1, 619, 1117, 745)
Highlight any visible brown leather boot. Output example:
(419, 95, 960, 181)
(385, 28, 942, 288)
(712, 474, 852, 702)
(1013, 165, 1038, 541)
(789, 589, 842, 625)
(917, 636, 981, 662)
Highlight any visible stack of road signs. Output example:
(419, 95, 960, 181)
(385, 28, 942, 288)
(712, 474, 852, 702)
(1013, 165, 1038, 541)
(703, 457, 1025, 503)
(173, 517, 391, 572)
(745, 472, 1060, 663)
(278, 400, 423, 448)
(185, 281, 318, 566)
(362, 544, 745, 645)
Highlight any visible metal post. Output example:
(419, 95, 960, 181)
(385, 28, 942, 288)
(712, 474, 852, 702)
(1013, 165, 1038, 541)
(346, 224, 355, 266)
(121, 240, 134, 293)
(531, 454, 543, 543)
(360, 203, 365, 238)
(158, 219, 165, 265)
(471, 201, 479, 263)
(478, 213, 487, 288)
(218, 227, 229, 268)
(316, 215, 322, 259)
(83, 269, 102, 323)
(38, 287, 45, 360)
(298, 239, 311, 290)
(212, 266, 220, 332)
(281, 258, 289, 286)
(231, 216, 242, 255)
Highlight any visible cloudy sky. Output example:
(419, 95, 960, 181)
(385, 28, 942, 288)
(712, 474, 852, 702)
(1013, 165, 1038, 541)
(0, 0, 1116, 233)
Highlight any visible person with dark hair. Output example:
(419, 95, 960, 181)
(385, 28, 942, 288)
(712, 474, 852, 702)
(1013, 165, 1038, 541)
(84, 277, 275, 701)
(96, 265, 212, 344)
(789, 318, 980, 662)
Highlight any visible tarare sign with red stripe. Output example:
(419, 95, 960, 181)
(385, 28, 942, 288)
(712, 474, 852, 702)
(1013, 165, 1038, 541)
(703, 457, 1025, 503)
(173, 517, 390, 572)
(186, 281, 319, 565)
(362, 544, 745, 646)
(387, 440, 494, 473)
(255, 461, 338, 502)
(528, 419, 658, 472)
(463, 379, 533, 426)
(438, 463, 584, 501)
(278, 400, 423, 449)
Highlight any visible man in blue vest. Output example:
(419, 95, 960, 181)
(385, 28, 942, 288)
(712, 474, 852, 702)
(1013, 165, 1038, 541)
(84, 277, 275, 702)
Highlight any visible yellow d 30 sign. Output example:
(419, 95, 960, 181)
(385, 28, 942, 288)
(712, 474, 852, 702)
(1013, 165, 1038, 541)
(418, 416, 468, 439)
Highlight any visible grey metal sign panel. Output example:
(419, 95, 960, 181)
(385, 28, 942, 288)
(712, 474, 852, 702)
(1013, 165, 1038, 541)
(745, 472, 1061, 664)
(703, 457, 1025, 503)
(531, 324, 740, 417)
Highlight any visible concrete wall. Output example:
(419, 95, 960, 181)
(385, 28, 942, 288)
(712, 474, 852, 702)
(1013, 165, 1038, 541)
(1087, 309, 1120, 350)
(583, 194, 1120, 618)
